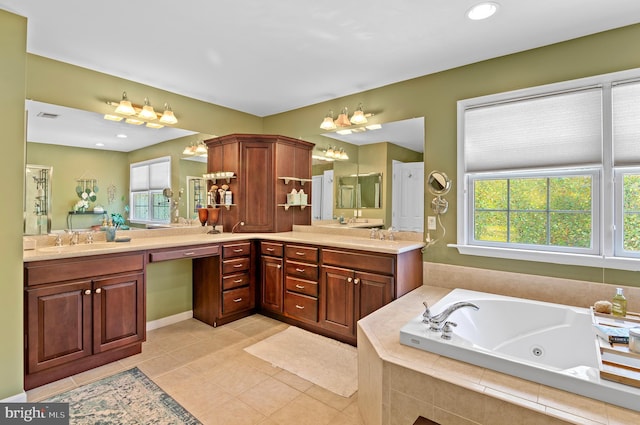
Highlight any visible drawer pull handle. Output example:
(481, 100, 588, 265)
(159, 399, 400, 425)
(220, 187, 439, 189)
(295, 304, 305, 310)
(84, 289, 91, 295)
(234, 279, 243, 283)
(183, 251, 196, 256)
(354, 278, 360, 285)
(266, 247, 275, 251)
(95, 288, 102, 294)
(295, 268, 305, 272)
(233, 298, 243, 303)
(233, 264, 243, 268)
(295, 284, 305, 289)
(233, 248, 243, 253)
(347, 277, 353, 283)
(295, 251, 306, 256)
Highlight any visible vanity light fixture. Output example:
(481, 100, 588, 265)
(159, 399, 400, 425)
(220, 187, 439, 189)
(335, 108, 352, 127)
(105, 92, 179, 129)
(466, 2, 499, 20)
(182, 141, 208, 157)
(318, 104, 375, 129)
(323, 146, 349, 161)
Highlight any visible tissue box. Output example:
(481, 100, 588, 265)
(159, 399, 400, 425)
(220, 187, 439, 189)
(287, 193, 301, 205)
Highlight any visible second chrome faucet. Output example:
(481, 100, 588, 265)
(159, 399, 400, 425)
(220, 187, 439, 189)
(422, 300, 479, 333)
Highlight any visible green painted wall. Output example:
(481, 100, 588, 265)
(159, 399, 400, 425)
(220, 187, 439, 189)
(264, 24, 640, 286)
(0, 9, 26, 400)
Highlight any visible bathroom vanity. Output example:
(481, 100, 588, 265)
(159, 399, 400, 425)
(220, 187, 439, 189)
(23, 228, 423, 389)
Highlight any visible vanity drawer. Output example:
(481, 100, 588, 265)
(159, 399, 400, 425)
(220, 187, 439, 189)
(222, 257, 251, 275)
(148, 245, 219, 262)
(223, 242, 251, 259)
(285, 260, 318, 281)
(322, 249, 394, 275)
(284, 291, 318, 323)
(285, 276, 318, 297)
(222, 272, 250, 290)
(261, 241, 283, 257)
(222, 286, 252, 315)
(285, 245, 318, 263)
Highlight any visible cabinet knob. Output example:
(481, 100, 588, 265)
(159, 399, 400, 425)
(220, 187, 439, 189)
(95, 288, 102, 294)
(347, 277, 353, 283)
(354, 278, 360, 285)
(84, 289, 91, 295)
(277, 265, 282, 269)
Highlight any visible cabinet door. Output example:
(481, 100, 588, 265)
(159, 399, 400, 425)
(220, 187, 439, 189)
(93, 272, 145, 354)
(26, 280, 93, 374)
(240, 141, 274, 232)
(356, 271, 394, 320)
(261, 256, 283, 313)
(320, 266, 355, 337)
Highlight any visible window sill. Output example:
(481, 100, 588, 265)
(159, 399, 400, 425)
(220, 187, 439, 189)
(449, 244, 640, 272)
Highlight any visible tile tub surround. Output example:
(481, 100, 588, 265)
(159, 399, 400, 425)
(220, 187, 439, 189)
(357, 285, 640, 425)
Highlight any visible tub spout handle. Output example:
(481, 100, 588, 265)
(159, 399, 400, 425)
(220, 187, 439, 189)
(429, 301, 479, 331)
(441, 321, 457, 340)
(421, 301, 432, 324)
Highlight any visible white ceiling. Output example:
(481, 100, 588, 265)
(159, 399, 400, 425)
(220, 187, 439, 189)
(3, 1, 640, 117)
(5, 1, 640, 153)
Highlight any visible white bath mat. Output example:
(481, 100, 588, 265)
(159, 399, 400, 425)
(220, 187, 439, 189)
(244, 326, 358, 397)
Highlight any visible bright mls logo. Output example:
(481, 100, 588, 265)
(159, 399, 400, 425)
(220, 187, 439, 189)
(1, 403, 68, 424)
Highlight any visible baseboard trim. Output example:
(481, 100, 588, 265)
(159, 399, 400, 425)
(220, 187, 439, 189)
(2, 391, 27, 402)
(146, 310, 193, 331)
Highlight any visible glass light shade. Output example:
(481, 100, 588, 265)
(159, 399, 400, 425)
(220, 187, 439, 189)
(338, 149, 349, 160)
(160, 109, 178, 125)
(195, 143, 208, 155)
(145, 122, 164, 129)
(115, 100, 135, 116)
(183, 146, 195, 155)
(350, 109, 367, 125)
(320, 116, 336, 130)
(335, 111, 351, 127)
(326, 147, 336, 158)
(138, 104, 157, 120)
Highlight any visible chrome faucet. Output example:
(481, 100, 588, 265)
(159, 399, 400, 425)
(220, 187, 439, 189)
(69, 231, 80, 245)
(422, 300, 479, 332)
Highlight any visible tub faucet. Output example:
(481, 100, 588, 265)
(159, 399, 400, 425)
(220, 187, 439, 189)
(422, 300, 479, 332)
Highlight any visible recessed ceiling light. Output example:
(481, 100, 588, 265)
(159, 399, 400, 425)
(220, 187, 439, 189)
(116, 133, 127, 138)
(467, 2, 499, 20)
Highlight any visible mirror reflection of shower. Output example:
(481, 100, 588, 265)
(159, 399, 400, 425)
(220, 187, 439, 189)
(25, 164, 52, 235)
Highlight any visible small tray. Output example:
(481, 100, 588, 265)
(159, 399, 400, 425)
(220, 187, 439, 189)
(591, 308, 640, 387)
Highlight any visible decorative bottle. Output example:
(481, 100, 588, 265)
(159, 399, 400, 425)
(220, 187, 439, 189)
(612, 287, 627, 317)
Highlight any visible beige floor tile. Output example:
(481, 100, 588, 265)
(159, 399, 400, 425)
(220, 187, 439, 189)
(206, 358, 271, 396)
(305, 384, 356, 411)
(197, 397, 266, 425)
(238, 376, 301, 416)
(26, 377, 76, 402)
(236, 349, 282, 376)
(70, 361, 127, 386)
(272, 369, 315, 392)
(269, 393, 341, 425)
(136, 352, 189, 378)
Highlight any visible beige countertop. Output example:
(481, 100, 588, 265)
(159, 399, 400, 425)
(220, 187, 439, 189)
(23, 227, 425, 262)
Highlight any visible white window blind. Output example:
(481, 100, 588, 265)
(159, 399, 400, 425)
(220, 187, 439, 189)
(613, 80, 640, 165)
(464, 88, 602, 172)
(130, 157, 171, 191)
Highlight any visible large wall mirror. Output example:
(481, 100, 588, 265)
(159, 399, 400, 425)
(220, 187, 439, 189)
(24, 100, 211, 234)
(311, 117, 424, 232)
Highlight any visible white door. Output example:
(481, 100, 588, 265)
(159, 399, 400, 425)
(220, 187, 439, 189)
(392, 161, 424, 232)
(322, 170, 334, 220)
(311, 175, 323, 220)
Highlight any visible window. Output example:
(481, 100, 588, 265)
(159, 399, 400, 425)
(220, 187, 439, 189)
(457, 68, 640, 270)
(129, 157, 171, 224)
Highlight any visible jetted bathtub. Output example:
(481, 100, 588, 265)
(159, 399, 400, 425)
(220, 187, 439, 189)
(399, 288, 640, 412)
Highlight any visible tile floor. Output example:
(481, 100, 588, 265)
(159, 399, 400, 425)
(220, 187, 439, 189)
(27, 314, 364, 425)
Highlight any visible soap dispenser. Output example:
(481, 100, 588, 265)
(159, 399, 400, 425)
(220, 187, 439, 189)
(612, 287, 627, 317)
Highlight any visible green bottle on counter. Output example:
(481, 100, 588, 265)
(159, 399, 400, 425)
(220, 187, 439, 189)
(612, 287, 627, 317)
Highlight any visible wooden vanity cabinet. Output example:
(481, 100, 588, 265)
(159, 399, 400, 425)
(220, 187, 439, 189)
(320, 249, 395, 340)
(283, 245, 320, 325)
(260, 241, 284, 314)
(193, 240, 256, 326)
(24, 253, 145, 390)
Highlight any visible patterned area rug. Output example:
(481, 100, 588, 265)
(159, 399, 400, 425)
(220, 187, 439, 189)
(244, 326, 358, 397)
(44, 367, 201, 424)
